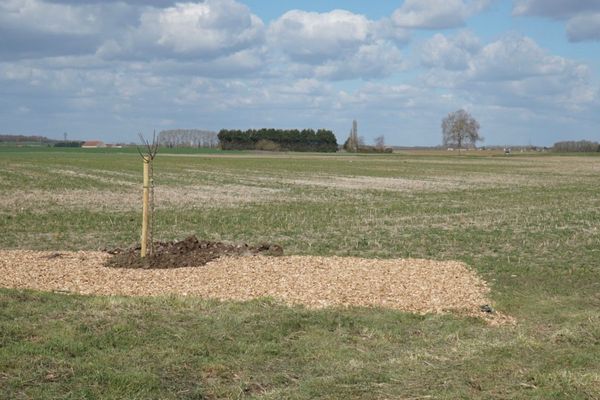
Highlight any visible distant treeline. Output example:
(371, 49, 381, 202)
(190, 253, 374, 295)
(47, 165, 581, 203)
(218, 129, 338, 152)
(0, 134, 54, 143)
(347, 146, 393, 154)
(54, 141, 83, 148)
(342, 138, 392, 153)
(553, 140, 600, 152)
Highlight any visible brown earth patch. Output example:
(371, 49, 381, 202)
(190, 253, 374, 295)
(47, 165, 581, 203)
(0, 249, 512, 324)
(105, 236, 283, 268)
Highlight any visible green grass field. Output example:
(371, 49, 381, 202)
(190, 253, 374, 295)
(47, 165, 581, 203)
(1, 147, 599, 399)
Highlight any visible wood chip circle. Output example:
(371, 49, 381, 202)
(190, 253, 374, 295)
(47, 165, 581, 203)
(0, 251, 512, 324)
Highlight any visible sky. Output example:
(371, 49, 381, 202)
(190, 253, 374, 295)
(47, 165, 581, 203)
(1, 0, 599, 146)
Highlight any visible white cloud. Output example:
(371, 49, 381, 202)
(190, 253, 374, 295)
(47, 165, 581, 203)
(268, 9, 406, 80)
(566, 13, 600, 41)
(269, 10, 372, 63)
(392, 0, 491, 29)
(310, 40, 404, 80)
(98, 0, 265, 61)
(421, 32, 588, 80)
(2, 0, 405, 79)
(512, 0, 600, 18)
(151, 48, 268, 78)
(513, 0, 600, 42)
(372, 18, 412, 44)
(471, 35, 580, 81)
(420, 30, 481, 70)
(0, 0, 135, 59)
(0, 0, 100, 35)
(138, 1, 264, 56)
(420, 32, 596, 115)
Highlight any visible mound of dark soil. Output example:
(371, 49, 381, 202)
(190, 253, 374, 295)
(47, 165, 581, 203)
(105, 235, 283, 269)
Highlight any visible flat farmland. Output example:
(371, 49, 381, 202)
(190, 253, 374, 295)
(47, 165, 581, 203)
(1, 147, 599, 399)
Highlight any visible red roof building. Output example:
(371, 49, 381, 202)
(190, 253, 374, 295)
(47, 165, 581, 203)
(81, 140, 106, 148)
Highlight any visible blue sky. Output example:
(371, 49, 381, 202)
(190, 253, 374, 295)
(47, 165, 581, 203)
(1, 0, 599, 146)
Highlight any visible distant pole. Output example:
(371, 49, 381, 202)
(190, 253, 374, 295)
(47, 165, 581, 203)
(351, 119, 358, 152)
(64, 132, 67, 142)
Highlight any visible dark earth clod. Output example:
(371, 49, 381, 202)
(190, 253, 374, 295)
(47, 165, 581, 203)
(480, 304, 495, 313)
(45, 252, 64, 259)
(104, 235, 283, 269)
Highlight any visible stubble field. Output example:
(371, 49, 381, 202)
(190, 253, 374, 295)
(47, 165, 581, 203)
(0, 147, 599, 399)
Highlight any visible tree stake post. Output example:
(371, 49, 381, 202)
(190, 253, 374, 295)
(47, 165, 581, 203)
(141, 158, 150, 257)
(138, 132, 159, 258)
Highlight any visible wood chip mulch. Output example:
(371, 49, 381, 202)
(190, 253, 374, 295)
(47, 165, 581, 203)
(0, 251, 513, 325)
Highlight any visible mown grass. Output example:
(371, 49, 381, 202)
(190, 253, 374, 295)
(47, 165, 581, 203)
(1, 147, 599, 399)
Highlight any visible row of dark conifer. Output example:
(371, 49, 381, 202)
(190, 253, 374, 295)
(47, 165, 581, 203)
(218, 129, 338, 152)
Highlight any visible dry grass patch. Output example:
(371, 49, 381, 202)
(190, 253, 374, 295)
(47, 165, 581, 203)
(156, 184, 289, 208)
(0, 184, 289, 212)
(226, 171, 548, 193)
(48, 168, 137, 187)
(0, 189, 138, 212)
(0, 250, 511, 324)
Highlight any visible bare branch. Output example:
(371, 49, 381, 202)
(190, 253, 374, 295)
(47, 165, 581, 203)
(137, 131, 159, 161)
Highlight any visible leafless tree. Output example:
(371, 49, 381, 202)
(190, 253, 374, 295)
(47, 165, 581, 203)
(158, 129, 218, 148)
(374, 135, 385, 151)
(442, 109, 483, 151)
(553, 140, 599, 152)
(344, 119, 359, 152)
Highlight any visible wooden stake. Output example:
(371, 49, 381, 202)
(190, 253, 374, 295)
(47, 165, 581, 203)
(141, 158, 150, 258)
(137, 131, 158, 260)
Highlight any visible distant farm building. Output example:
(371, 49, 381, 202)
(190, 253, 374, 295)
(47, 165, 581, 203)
(81, 140, 106, 148)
